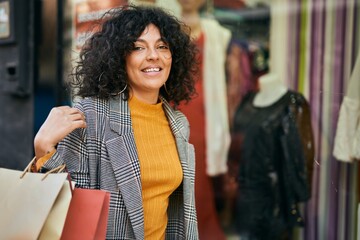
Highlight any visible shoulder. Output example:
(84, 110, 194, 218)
(287, 90, 309, 107)
(73, 97, 110, 115)
(174, 109, 191, 140)
(164, 102, 189, 128)
(174, 109, 189, 127)
(161, 98, 190, 140)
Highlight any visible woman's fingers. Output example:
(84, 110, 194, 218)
(48, 106, 86, 134)
(59, 106, 85, 118)
(34, 106, 87, 158)
(61, 109, 86, 125)
(72, 118, 87, 129)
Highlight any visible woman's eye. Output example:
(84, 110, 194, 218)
(158, 45, 169, 50)
(133, 46, 144, 51)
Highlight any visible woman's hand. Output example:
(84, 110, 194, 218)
(34, 106, 87, 159)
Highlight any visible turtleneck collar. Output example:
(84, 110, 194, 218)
(128, 95, 163, 116)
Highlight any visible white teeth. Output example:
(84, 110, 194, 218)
(143, 68, 160, 72)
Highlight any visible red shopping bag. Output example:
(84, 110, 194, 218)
(60, 188, 110, 240)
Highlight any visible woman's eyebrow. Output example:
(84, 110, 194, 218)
(135, 38, 165, 43)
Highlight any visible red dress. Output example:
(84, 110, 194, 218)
(179, 33, 226, 240)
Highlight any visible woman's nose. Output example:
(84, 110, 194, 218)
(146, 48, 159, 60)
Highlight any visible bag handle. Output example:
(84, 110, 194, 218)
(20, 157, 66, 180)
(20, 156, 36, 178)
(41, 165, 67, 180)
(20, 157, 75, 195)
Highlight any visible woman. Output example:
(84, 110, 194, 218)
(33, 5, 199, 240)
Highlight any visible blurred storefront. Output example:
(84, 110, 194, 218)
(0, 0, 359, 239)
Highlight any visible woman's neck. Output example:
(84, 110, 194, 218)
(129, 90, 159, 105)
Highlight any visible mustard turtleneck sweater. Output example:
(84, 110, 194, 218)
(129, 96, 183, 240)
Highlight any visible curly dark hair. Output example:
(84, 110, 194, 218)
(71, 4, 198, 106)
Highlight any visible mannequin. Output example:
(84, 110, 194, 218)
(253, 73, 288, 107)
(177, 0, 231, 239)
(227, 71, 314, 238)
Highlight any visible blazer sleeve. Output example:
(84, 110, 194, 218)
(42, 102, 90, 188)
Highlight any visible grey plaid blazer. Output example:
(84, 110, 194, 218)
(43, 94, 199, 240)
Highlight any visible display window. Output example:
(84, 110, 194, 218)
(55, 0, 359, 239)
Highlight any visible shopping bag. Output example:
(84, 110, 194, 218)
(39, 178, 72, 240)
(60, 188, 110, 240)
(0, 162, 71, 240)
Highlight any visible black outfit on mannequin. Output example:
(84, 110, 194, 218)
(228, 90, 313, 240)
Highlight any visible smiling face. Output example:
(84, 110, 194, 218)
(126, 24, 172, 104)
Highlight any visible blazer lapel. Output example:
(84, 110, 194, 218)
(162, 99, 197, 236)
(105, 95, 144, 240)
(162, 98, 195, 190)
(161, 97, 188, 141)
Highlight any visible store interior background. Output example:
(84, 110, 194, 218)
(2, 0, 358, 239)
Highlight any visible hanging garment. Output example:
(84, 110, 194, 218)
(333, 52, 360, 162)
(201, 18, 232, 176)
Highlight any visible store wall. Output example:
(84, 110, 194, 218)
(0, 0, 37, 170)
